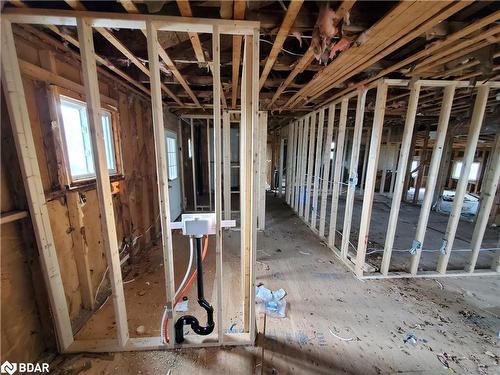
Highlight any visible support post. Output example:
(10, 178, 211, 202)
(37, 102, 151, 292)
(355, 81, 388, 277)
(437, 85, 490, 273)
(380, 82, 421, 275)
(1, 19, 74, 351)
(341, 89, 367, 259)
(410, 84, 456, 274)
(328, 98, 349, 248)
(78, 17, 129, 346)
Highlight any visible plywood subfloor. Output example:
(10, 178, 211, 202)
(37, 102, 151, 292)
(54, 194, 499, 374)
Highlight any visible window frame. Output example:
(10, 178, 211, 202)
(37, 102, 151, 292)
(451, 159, 481, 182)
(55, 91, 123, 188)
(166, 133, 179, 181)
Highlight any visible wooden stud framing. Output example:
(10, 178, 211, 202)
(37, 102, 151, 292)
(341, 90, 367, 259)
(0, 210, 28, 225)
(278, 137, 285, 197)
(466, 134, 500, 272)
(207, 119, 213, 211)
(178, 118, 187, 210)
(328, 98, 349, 248)
(258, 112, 269, 230)
(409, 84, 456, 275)
(284, 79, 499, 280)
(250, 27, 260, 343)
(285, 123, 294, 204)
(223, 111, 231, 220)
(190, 119, 198, 210)
(146, 22, 175, 347)
(77, 17, 129, 347)
(379, 128, 390, 194)
(436, 85, 490, 273)
(3, 8, 261, 35)
(298, 116, 310, 217)
(354, 81, 388, 277)
(240, 34, 253, 333)
(318, 104, 336, 237)
(380, 82, 421, 275)
(311, 108, 325, 229)
(360, 128, 371, 193)
(304, 113, 317, 222)
(212, 25, 224, 342)
(3, 8, 259, 353)
(1, 19, 74, 351)
(292, 120, 302, 211)
(66, 192, 95, 310)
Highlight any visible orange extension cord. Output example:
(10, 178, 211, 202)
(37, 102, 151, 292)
(162, 235, 209, 343)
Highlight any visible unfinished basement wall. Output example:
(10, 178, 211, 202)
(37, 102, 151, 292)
(0, 28, 180, 362)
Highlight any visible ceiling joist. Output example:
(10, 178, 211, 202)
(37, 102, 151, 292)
(64, 0, 184, 106)
(118, 0, 201, 108)
(267, 0, 355, 110)
(258, 0, 304, 91)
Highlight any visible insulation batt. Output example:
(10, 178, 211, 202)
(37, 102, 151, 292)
(312, 6, 339, 63)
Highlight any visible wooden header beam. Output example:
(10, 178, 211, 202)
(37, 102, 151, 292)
(2, 7, 260, 35)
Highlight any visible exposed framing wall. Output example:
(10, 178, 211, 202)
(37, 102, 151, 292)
(280, 78, 500, 280)
(1, 8, 260, 353)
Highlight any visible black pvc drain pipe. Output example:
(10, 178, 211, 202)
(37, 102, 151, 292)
(174, 236, 214, 343)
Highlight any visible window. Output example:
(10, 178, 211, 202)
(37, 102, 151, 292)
(166, 136, 178, 180)
(452, 161, 480, 181)
(188, 138, 192, 159)
(330, 142, 336, 160)
(411, 160, 419, 178)
(60, 96, 117, 180)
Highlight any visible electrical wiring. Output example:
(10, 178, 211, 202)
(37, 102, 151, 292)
(259, 38, 304, 57)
